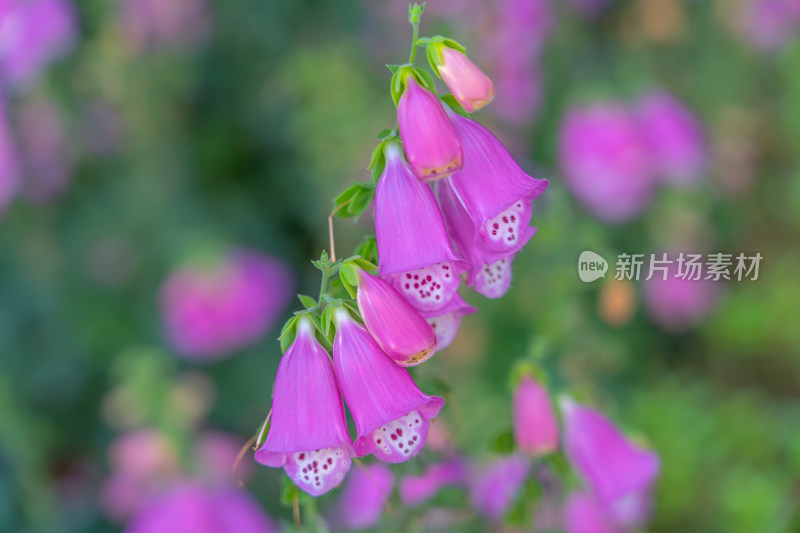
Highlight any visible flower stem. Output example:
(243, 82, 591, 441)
(408, 21, 419, 64)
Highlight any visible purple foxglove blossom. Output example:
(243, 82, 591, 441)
(436, 177, 535, 298)
(332, 307, 444, 463)
(329, 463, 394, 530)
(375, 142, 469, 313)
(434, 45, 494, 113)
(160, 248, 293, 360)
(446, 109, 548, 255)
(737, 0, 800, 51)
(119, 0, 211, 51)
(642, 259, 719, 333)
(355, 267, 437, 366)
(564, 492, 622, 533)
(0, 99, 20, 214)
(255, 317, 352, 497)
(0, 0, 76, 89)
(512, 375, 559, 457)
(469, 455, 532, 521)
(561, 398, 660, 510)
(636, 90, 707, 186)
(419, 292, 476, 350)
(559, 102, 655, 222)
(123, 483, 278, 533)
(399, 457, 467, 506)
(397, 76, 463, 180)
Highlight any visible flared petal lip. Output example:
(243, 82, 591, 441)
(414, 156, 464, 181)
(352, 395, 445, 458)
(464, 226, 537, 286)
(254, 439, 354, 468)
(379, 253, 472, 279)
(418, 292, 477, 318)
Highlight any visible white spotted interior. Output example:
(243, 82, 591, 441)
(284, 445, 351, 496)
(480, 200, 532, 253)
(426, 312, 461, 350)
(475, 258, 512, 298)
(371, 409, 429, 463)
(389, 262, 460, 313)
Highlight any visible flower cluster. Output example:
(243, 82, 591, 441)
(252, 3, 547, 498)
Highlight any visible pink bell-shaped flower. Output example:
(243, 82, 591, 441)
(419, 292, 476, 350)
(512, 375, 559, 457)
(561, 398, 660, 511)
(332, 307, 444, 463)
(329, 463, 394, 531)
(398, 75, 463, 180)
(436, 178, 534, 299)
(399, 457, 468, 506)
(431, 44, 494, 113)
(445, 108, 548, 256)
(254, 316, 352, 496)
(375, 142, 469, 313)
(469, 455, 532, 521)
(564, 492, 622, 533)
(355, 267, 437, 366)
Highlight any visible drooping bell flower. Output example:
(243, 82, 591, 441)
(399, 457, 468, 506)
(419, 292, 476, 350)
(255, 316, 352, 497)
(429, 43, 494, 113)
(329, 463, 394, 531)
(468, 455, 532, 521)
(0, 0, 76, 89)
(559, 102, 655, 223)
(436, 178, 535, 299)
(564, 492, 622, 533)
(445, 108, 548, 255)
(375, 142, 469, 313)
(355, 267, 437, 366)
(560, 398, 660, 512)
(332, 307, 444, 463)
(397, 75, 463, 180)
(512, 375, 559, 457)
(636, 90, 706, 186)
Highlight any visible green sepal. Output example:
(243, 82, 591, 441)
(440, 94, 469, 117)
(376, 128, 396, 140)
(490, 429, 515, 455)
(391, 66, 436, 107)
(311, 250, 331, 271)
(340, 261, 360, 288)
(352, 258, 378, 272)
(368, 137, 399, 187)
(278, 315, 299, 353)
(408, 2, 425, 24)
(343, 301, 363, 323)
(426, 37, 467, 76)
(297, 294, 317, 309)
(508, 359, 549, 392)
(386, 64, 400, 74)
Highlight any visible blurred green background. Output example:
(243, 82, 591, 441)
(1, 0, 799, 532)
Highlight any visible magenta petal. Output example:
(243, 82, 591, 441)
(356, 269, 437, 366)
(561, 398, 660, 506)
(512, 376, 559, 457)
(375, 144, 470, 278)
(564, 492, 622, 533)
(398, 77, 463, 180)
(255, 318, 351, 474)
(445, 109, 548, 250)
(437, 46, 494, 113)
(332, 309, 444, 461)
(419, 292, 476, 351)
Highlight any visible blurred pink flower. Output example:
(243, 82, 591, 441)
(469, 455, 531, 521)
(329, 463, 394, 531)
(17, 96, 75, 203)
(738, 0, 800, 51)
(118, 0, 210, 51)
(123, 483, 278, 533)
(0, 0, 76, 89)
(564, 491, 622, 533)
(559, 102, 656, 222)
(160, 248, 293, 360)
(399, 457, 467, 506)
(642, 258, 720, 332)
(0, 98, 20, 214)
(637, 90, 707, 186)
(512, 375, 559, 457)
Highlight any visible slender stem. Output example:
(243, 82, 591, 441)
(292, 489, 301, 529)
(408, 22, 419, 64)
(318, 266, 329, 302)
(328, 200, 352, 263)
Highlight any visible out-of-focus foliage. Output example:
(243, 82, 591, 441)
(1, 0, 799, 532)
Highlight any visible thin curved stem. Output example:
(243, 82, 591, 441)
(408, 22, 419, 64)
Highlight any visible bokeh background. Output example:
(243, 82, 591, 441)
(2, 0, 800, 531)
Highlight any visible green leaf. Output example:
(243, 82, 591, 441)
(385, 64, 400, 74)
(340, 262, 360, 287)
(345, 188, 374, 218)
(355, 237, 379, 264)
(297, 294, 317, 309)
(490, 429, 515, 454)
(278, 316, 299, 353)
(377, 128, 394, 139)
